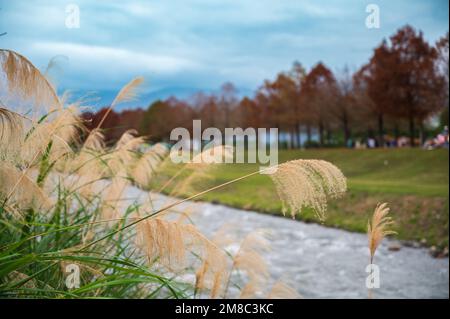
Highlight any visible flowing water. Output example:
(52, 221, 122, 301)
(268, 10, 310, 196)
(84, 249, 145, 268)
(127, 188, 449, 299)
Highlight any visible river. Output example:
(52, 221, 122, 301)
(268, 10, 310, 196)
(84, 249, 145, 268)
(127, 188, 449, 299)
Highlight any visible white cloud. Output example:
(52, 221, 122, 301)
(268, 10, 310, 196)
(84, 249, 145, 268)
(31, 41, 198, 74)
(118, 3, 156, 17)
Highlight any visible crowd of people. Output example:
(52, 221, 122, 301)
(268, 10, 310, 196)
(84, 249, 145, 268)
(348, 126, 449, 150)
(423, 126, 449, 150)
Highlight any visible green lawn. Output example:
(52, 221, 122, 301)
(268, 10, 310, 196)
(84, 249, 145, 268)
(152, 148, 449, 248)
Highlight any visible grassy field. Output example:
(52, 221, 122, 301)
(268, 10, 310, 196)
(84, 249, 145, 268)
(152, 148, 449, 249)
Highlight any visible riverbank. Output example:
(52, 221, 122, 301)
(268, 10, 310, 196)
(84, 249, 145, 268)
(151, 148, 449, 251)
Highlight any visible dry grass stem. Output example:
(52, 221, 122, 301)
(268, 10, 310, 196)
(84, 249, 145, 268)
(367, 203, 396, 263)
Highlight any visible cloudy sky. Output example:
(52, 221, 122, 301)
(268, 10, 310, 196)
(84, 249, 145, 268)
(0, 0, 448, 106)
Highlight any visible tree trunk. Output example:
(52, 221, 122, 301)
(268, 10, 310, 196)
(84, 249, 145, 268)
(343, 115, 350, 146)
(290, 129, 295, 149)
(278, 131, 281, 149)
(419, 121, 425, 146)
(409, 114, 415, 147)
(345, 127, 351, 147)
(277, 127, 282, 149)
(306, 125, 312, 144)
(319, 122, 324, 147)
(295, 124, 301, 148)
(326, 128, 332, 145)
(377, 113, 384, 147)
(394, 124, 400, 139)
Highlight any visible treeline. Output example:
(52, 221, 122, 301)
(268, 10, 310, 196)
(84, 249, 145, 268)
(83, 26, 449, 148)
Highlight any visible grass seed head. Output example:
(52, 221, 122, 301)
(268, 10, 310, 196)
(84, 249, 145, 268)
(270, 159, 347, 220)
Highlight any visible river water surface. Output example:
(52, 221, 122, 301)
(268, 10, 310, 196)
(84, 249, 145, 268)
(127, 188, 449, 299)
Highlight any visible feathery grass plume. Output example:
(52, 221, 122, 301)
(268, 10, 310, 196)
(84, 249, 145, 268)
(111, 77, 145, 107)
(210, 228, 299, 299)
(0, 163, 52, 212)
(151, 143, 169, 158)
(239, 281, 260, 299)
(73, 128, 107, 176)
(66, 129, 108, 200)
(80, 130, 106, 175)
(73, 129, 139, 198)
(233, 232, 270, 280)
(225, 231, 270, 298)
(269, 159, 347, 220)
(131, 143, 168, 188)
(20, 105, 82, 166)
(43, 105, 81, 163)
(134, 206, 226, 276)
(164, 145, 234, 196)
(187, 224, 233, 298)
(194, 244, 228, 298)
(368, 203, 396, 263)
(43, 55, 68, 90)
(20, 119, 52, 166)
(367, 203, 395, 299)
(82, 128, 106, 152)
(0, 49, 61, 118)
(96, 77, 144, 129)
(0, 107, 25, 162)
(135, 217, 187, 267)
(115, 129, 143, 150)
(50, 105, 82, 147)
(267, 281, 301, 299)
(108, 129, 145, 176)
(101, 173, 130, 221)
